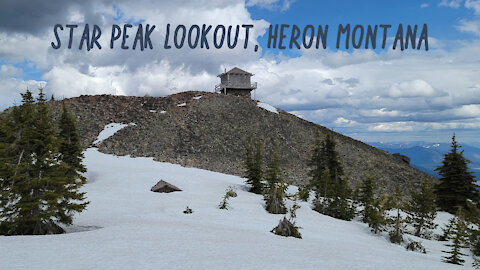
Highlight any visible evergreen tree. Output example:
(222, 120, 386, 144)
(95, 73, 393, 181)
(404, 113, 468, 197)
(439, 217, 455, 242)
(298, 185, 310, 202)
(265, 145, 282, 190)
(474, 257, 480, 269)
(359, 174, 377, 224)
(308, 132, 344, 198)
(317, 168, 334, 201)
(471, 233, 480, 257)
(308, 131, 325, 192)
(0, 112, 17, 234)
(219, 193, 230, 210)
(244, 136, 264, 194)
(264, 146, 287, 214)
(322, 133, 344, 182)
(1, 90, 48, 234)
(359, 175, 387, 234)
(0, 90, 88, 235)
(369, 195, 389, 234)
(465, 200, 480, 224)
(443, 207, 469, 265)
(288, 194, 301, 222)
(323, 175, 355, 221)
(244, 136, 254, 186)
(58, 102, 87, 181)
(388, 187, 406, 244)
(351, 183, 361, 214)
(313, 168, 332, 207)
(406, 178, 437, 239)
(309, 131, 353, 220)
(0, 113, 15, 181)
(265, 183, 288, 214)
(0, 91, 34, 190)
(56, 102, 89, 225)
(183, 206, 193, 214)
(435, 134, 479, 213)
(219, 186, 236, 210)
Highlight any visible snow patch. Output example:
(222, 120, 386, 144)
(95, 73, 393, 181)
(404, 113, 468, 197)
(257, 102, 278, 114)
(160, 110, 167, 114)
(425, 143, 440, 149)
(149, 110, 157, 113)
(0, 149, 468, 270)
(177, 103, 187, 107)
(92, 123, 135, 145)
(193, 96, 203, 100)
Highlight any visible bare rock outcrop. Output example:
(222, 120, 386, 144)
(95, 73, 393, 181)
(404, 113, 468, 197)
(46, 91, 432, 192)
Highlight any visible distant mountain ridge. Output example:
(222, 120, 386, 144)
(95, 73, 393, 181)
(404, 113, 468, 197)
(370, 142, 480, 180)
(41, 91, 433, 193)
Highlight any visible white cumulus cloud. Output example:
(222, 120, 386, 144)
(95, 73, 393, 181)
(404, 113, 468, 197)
(368, 122, 414, 132)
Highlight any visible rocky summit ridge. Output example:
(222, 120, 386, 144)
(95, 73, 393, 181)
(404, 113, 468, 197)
(46, 91, 432, 192)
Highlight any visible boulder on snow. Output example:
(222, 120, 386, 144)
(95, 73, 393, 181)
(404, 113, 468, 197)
(151, 180, 181, 193)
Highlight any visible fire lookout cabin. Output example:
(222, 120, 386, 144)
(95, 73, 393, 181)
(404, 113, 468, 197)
(215, 67, 257, 98)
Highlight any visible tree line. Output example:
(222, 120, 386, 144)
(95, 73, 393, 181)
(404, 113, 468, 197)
(243, 131, 480, 266)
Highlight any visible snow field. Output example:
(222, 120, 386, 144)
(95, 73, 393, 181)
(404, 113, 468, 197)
(0, 123, 473, 270)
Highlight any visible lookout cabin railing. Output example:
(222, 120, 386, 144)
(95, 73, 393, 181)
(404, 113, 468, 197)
(215, 82, 257, 92)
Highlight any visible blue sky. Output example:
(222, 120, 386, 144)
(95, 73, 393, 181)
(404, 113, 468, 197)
(248, 0, 477, 53)
(0, 0, 480, 144)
